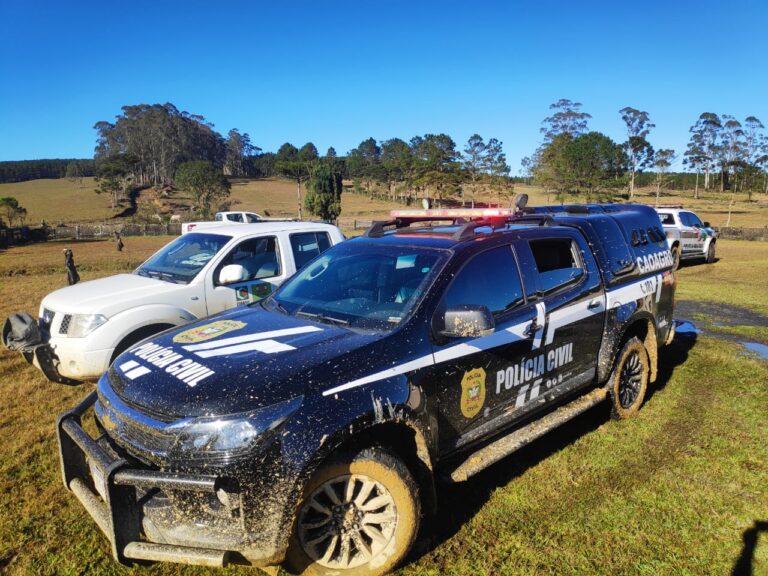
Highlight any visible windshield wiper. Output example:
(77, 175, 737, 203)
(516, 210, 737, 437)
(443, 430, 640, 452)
(160, 272, 179, 284)
(297, 310, 349, 326)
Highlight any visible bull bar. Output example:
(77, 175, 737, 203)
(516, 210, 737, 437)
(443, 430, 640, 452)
(56, 390, 231, 567)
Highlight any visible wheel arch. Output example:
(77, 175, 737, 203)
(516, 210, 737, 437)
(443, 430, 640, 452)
(308, 419, 438, 516)
(109, 322, 177, 363)
(618, 317, 658, 383)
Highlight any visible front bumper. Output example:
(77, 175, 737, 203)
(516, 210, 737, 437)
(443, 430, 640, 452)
(57, 392, 290, 568)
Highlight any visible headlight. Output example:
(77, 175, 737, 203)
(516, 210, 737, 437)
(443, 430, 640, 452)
(168, 396, 303, 459)
(67, 314, 108, 337)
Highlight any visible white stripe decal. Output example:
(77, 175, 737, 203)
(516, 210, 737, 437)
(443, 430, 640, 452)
(655, 273, 663, 302)
(322, 275, 661, 396)
(194, 339, 295, 358)
(532, 302, 546, 350)
(323, 320, 531, 396)
(125, 366, 151, 380)
(119, 360, 139, 372)
(182, 326, 322, 352)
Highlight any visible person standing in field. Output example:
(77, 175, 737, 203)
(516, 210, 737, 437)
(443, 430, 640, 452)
(63, 248, 79, 285)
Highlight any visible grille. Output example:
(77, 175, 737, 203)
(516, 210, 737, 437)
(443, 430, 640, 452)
(59, 314, 72, 335)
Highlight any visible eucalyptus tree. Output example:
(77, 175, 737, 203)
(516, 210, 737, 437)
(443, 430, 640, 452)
(653, 149, 677, 206)
(619, 107, 655, 198)
(718, 115, 745, 191)
(541, 99, 592, 142)
(688, 113, 722, 190)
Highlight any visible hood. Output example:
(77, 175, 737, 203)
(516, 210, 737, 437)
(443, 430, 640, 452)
(107, 305, 381, 418)
(41, 273, 186, 317)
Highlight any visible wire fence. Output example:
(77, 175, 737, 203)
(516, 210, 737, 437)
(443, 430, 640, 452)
(1, 221, 765, 249)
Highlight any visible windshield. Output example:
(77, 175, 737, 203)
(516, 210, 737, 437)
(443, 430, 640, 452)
(265, 242, 448, 332)
(136, 232, 231, 284)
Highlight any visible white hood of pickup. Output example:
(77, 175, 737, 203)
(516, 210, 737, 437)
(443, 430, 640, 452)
(41, 273, 190, 317)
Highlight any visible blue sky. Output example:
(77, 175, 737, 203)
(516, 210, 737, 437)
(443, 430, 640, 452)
(0, 0, 765, 171)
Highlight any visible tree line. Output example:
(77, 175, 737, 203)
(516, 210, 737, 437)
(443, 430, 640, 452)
(524, 100, 768, 203)
(0, 159, 95, 184)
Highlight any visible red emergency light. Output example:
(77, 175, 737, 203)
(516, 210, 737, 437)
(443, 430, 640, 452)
(390, 208, 516, 219)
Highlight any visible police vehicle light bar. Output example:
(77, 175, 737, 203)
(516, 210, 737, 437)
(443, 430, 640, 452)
(390, 208, 517, 219)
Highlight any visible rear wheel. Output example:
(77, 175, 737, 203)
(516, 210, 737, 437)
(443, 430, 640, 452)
(705, 242, 716, 264)
(609, 337, 650, 420)
(285, 447, 420, 576)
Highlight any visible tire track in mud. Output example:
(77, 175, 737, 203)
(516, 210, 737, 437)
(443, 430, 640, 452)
(423, 344, 721, 573)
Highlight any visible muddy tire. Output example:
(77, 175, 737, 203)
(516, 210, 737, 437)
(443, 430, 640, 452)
(609, 337, 649, 420)
(705, 242, 716, 264)
(670, 245, 681, 270)
(284, 447, 420, 576)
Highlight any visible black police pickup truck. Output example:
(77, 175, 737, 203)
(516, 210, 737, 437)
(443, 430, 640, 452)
(58, 201, 676, 575)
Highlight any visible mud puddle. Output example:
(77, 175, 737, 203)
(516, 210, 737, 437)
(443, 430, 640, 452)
(675, 300, 768, 360)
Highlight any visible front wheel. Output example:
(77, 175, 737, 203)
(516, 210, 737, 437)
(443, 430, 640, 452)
(609, 336, 650, 420)
(285, 447, 420, 576)
(670, 245, 681, 270)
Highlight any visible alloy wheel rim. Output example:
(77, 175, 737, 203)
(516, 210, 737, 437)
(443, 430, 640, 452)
(298, 474, 398, 569)
(618, 350, 643, 408)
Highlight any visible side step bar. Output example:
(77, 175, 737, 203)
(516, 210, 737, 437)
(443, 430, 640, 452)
(447, 387, 608, 482)
(123, 542, 229, 567)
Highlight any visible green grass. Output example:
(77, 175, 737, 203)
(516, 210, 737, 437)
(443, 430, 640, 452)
(0, 240, 767, 575)
(674, 240, 768, 316)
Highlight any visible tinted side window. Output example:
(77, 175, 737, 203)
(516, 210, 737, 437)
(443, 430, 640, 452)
(227, 213, 244, 222)
(217, 236, 280, 283)
(291, 232, 333, 269)
(658, 212, 675, 225)
(685, 212, 703, 227)
(444, 246, 523, 315)
(529, 238, 584, 293)
(246, 213, 261, 223)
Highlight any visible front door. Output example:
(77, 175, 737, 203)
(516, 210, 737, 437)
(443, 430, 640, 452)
(206, 236, 285, 315)
(431, 244, 539, 454)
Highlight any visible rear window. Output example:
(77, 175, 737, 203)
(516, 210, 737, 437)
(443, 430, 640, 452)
(291, 232, 333, 269)
(529, 238, 584, 293)
(658, 212, 675, 225)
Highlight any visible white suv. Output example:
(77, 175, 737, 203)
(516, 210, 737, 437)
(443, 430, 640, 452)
(655, 207, 718, 269)
(5, 221, 344, 383)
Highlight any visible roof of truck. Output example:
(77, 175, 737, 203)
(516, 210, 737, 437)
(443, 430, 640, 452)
(187, 221, 341, 238)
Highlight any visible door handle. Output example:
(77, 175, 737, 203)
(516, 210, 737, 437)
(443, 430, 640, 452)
(588, 298, 602, 310)
(191, 296, 199, 301)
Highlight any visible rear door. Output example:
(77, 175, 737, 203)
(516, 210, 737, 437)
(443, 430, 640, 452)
(679, 211, 705, 256)
(513, 229, 605, 401)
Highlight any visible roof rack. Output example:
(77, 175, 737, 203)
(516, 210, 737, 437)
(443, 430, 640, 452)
(364, 216, 468, 238)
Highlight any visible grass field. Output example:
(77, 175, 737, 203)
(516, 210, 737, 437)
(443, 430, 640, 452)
(0, 236, 766, 575)
(2, 177, 767, 230)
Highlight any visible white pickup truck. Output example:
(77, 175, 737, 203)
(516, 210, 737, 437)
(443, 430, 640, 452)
(655, 207, 719, 269)
(4, 221, 344, 383)
(181, 211, 266, 234)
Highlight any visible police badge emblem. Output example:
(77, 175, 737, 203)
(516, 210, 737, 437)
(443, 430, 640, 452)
(460, 367, 486, 418)
(172, 320, 247, 344)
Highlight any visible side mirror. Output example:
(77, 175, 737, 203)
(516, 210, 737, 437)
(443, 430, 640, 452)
(514, 193, 529, 212)
(218, 264, 248, 285)
(703, 221, 711, 228)
(437, 305, 495, 339)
